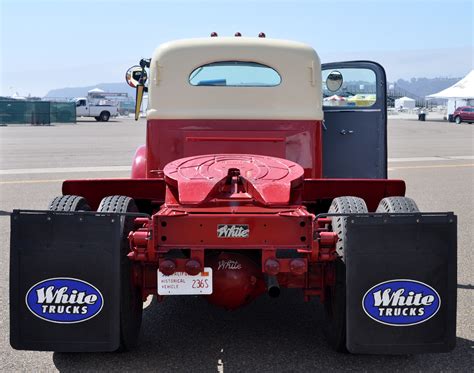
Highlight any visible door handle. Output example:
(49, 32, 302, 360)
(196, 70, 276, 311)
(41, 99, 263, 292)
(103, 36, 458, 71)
(340, 129, 354, 135)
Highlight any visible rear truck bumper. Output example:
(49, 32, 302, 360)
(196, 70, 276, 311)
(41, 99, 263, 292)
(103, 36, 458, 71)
(127, 206, 337, 301)
(10, 209, 456, 353)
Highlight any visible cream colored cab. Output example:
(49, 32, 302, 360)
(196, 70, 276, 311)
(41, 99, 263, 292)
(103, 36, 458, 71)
(131, 37, 323, 121)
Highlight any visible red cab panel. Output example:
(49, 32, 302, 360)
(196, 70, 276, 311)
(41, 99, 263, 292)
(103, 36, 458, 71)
(146, 119, 323, 179)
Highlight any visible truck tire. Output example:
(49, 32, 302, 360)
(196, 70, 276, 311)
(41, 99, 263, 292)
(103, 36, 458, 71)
(323, 196, 368, 352)
(97, 195, 142, 351)
(99, 111, 110, 122)
(49, 195, 90, 211)
(376, 196, 419, 213)
(328, 196, 368, 260)
(94, 116, 101, 121)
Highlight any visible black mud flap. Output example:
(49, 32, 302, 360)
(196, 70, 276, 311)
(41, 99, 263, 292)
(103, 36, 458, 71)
(345, 213, 457, 354)
(10, 210, 122, 352)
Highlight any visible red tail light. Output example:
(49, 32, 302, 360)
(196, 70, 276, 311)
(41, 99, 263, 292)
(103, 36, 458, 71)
(264, 258, 280, 275)
(289, 259, 306, 275)
(185, 259, 202, 276)
(159, 259, 176, 276)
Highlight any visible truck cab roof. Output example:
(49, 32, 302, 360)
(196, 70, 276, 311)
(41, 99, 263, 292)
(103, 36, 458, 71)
(148, 37, 323, 120)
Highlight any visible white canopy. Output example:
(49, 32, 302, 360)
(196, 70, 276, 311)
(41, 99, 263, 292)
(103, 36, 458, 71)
(396, 96, 415, 101)
(427, 70, 474, 99)
(395, 96, 415, 109)
(11, 92, 26, 100)
(88, 88, 105, 93)
(324, 95, 346, 101)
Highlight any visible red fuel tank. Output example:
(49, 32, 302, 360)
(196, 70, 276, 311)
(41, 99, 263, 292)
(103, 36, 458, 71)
(205, 252, 266, 310)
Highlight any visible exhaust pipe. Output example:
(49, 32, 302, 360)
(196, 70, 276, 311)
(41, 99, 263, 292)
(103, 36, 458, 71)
(265, 275, 280, 298)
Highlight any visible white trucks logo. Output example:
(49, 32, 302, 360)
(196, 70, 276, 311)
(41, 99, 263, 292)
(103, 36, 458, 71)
(26, 278, 103, 323)
(217, 224, 249, 238)
(362, 279, 441, 326)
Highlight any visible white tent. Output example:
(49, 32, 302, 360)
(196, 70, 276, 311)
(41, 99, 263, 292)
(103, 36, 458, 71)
(11, 92, 26, 100)
(87, 88, 105, 94)
(427, 70, 474, 100)
(323, 94, 347, 106)
(395, 96, 416, 110)
(427, 70, 474, 117)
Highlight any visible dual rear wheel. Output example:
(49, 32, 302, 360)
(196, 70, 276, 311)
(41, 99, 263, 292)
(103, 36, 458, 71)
(49, 194, 143, 351)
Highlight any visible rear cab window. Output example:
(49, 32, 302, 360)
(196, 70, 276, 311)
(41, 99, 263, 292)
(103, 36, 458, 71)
(189, 61, 281, 87)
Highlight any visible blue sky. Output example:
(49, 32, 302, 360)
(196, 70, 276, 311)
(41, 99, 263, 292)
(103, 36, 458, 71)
(1, 0, 473, 96)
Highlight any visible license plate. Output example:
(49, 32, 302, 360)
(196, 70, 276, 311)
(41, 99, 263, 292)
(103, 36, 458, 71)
(157, 267, 213, 295)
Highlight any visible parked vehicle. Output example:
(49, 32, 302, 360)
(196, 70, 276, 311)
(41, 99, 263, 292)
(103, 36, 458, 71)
(453, 106, 474, 124)
(10, 35, 457, 355)
(75, 97, 118, 121)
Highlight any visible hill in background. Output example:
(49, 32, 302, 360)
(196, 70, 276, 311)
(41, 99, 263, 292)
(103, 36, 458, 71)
(393, 77, 461, 98)
(45, 83, 135, 99)
(45, 77, 462, 100)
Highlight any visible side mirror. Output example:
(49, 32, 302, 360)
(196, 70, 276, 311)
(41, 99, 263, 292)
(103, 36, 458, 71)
(326, 70, 343, 92)
(125, 65, 147, 88)
(125, 65, 148, 120)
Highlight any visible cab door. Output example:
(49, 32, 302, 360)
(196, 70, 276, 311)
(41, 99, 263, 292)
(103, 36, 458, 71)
(321, 61, 387, 179)
(76, 99, 88, 116)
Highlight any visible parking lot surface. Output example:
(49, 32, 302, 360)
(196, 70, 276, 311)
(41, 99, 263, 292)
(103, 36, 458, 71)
(0, 118, 472, 371)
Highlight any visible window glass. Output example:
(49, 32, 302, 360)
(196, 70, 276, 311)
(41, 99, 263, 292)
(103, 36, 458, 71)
(189, 61, 281, 87)
(322, 68, 376, 107)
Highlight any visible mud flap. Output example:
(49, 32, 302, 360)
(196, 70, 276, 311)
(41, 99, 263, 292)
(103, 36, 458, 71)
(345, 213, 457, 354)
(10, 210, 122, 352)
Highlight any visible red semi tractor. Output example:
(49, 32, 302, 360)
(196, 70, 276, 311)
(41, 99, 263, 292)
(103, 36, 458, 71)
(10, 35, 457, 354)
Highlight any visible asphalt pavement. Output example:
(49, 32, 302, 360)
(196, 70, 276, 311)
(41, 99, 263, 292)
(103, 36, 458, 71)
(0, 117, 472, 372)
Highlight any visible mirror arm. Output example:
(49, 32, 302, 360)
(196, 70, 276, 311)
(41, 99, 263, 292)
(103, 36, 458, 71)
(140, 58, 151, 68)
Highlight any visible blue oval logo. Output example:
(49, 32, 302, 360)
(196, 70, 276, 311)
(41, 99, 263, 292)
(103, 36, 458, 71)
(25, 278, 104, 324)
(362, 279, 441, 326)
